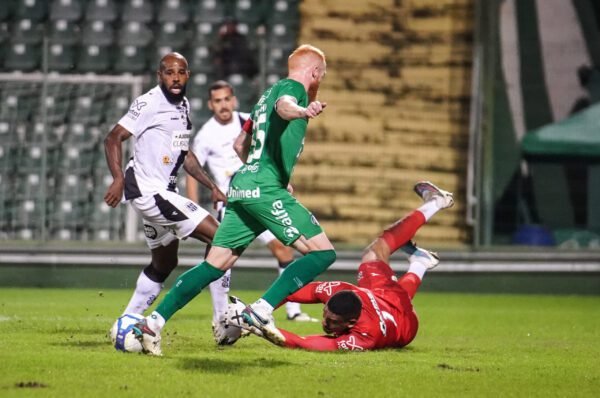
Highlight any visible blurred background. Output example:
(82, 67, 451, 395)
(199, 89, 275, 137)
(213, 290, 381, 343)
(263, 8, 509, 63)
(0, 0, 598, 293)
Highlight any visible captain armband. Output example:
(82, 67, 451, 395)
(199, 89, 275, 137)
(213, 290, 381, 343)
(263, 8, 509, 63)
(242, 118, 253, 135)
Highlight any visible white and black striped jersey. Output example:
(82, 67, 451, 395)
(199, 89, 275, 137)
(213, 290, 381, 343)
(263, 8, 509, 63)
(118, 85, 193, 200)
(191, 111, 249, 194)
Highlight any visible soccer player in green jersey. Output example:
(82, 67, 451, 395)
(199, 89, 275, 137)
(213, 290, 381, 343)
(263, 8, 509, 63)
(133, 45, 335, 355)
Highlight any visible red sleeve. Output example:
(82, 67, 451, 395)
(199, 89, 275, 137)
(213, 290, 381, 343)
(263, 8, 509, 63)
(280, 329, 375, 352)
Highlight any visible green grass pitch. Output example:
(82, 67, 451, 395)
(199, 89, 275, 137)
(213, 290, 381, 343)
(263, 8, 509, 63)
(0, 288, 599, 397)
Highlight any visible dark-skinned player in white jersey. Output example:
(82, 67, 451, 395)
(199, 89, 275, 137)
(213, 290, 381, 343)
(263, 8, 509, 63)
(104, 53, 227, 321)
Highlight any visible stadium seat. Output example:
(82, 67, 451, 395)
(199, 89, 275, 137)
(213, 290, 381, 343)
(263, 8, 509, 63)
(191, 21, 219, 46)
(85, 0, 118, 22)
(14, 0, 48, 22)
(234, 0, 267, 27)
(49, 19, 81, 45)
(268, 0, 301, 26)
(155, 22, 189, 48)
(0, 1, 12, 22)
(11, 19, 45, 44)
(47, 44, 76, 72)
(113, 45, 148, 74)
(117, 21, 154, 46)
(76, 45, 112, 73)
(193, 0, 227, 23)
(49, 0, 83, 22)
(122, 0, 155, 23)
(267, 23, 297, 47)
(188, 45, 214, 74)
(81, 20, 114, 46)
(71, 95, 105, 124)
(158, 0, 190, 23)
(4, 42, 41, 71)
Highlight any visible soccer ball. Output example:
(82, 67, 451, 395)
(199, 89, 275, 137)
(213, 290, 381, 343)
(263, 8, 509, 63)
(213, 296, 247, 345)
(110, 313, 144, 353)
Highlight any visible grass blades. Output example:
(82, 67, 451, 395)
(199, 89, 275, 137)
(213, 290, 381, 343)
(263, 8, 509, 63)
(0, 288, 599, 397)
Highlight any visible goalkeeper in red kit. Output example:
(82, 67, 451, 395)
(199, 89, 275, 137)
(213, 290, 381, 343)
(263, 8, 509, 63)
(226, 181, 454, 351)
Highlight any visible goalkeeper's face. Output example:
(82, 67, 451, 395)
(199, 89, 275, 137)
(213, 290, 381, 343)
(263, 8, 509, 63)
(322, 305, 356, 335)
(158, 57, 190, 101)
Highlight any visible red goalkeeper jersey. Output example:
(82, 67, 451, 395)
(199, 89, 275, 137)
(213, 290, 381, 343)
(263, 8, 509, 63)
(279, 280, 419, 351)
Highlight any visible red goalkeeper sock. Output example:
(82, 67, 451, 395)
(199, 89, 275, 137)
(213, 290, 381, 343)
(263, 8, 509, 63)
(398, 272, 422, 299)
(380, 210, 426, 253)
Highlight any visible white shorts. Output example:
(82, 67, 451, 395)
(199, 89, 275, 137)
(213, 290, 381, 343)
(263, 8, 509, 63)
(216, 207, 276, 246)
(131, 190, 210, 249)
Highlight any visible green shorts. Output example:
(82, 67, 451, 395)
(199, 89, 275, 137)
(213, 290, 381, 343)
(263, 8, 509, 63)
(212, 190, 323, 250)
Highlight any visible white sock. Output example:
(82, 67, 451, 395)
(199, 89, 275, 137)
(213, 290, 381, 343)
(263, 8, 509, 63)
(407, 261, 428, 280)
(417, 201, 440, 221)
(148, 311, 166, 332)
(277, 266, 302, 317)
(123, 270, 162, 315)
(209, 269, 231, 324)
(253, 298, 274, 313)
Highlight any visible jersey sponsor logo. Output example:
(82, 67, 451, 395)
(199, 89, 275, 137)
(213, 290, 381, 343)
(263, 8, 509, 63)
(128, 99, 147, 118)
(284, 226, 299, 239)
(143, 224, 158, 239)
(337, 335, 364, 351)
(310, 214, 319, 225)
(365, 290, 387, 337)
(315, 281, 342, 296)
(171, 130, 190, 151)
(228, 187, 261, 199)
(239, 164, 259, 173)
(162, 156, 172, 165)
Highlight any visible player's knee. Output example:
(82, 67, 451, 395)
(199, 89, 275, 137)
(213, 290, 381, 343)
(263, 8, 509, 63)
(143, 262, 174, 283)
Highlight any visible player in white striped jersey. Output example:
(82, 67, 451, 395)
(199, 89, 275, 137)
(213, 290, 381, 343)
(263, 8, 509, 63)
(104, 53, 227, 319)
(186, 81, 317, 340)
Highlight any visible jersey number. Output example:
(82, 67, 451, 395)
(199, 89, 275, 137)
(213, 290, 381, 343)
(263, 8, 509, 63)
(246, 112, 266, 163)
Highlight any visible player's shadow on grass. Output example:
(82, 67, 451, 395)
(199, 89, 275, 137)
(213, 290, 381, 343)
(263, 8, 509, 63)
(179, 357, 290, 373)
(52, 340, 106, 348)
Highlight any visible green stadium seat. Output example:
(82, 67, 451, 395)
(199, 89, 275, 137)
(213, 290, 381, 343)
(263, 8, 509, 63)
(76, 45, 112, 73)
(49, 0, 83, 21)
(234, 0, 267, 27)
(11, 19, 45, 44)
(191, 21, 219, 46)
(122, 0, 155, 23)
(85, 0, 118, 22)
(49, 19, 80, 45)
(268, 0, 300, 26)
(71, 95, 105, 124)
(188, 45, 214, 74)
(0, 1, 13, 21)
(117, 21, 154, 46)
(15, 0, 48, 22)
(4, 42, 40, 72)
(193, 0, 227, 23)
(113, 45, 148, 74)
(158, 0, 190, 23)
(156, 22, 189, 48)
(81, 20, 114, 46)
(47, 44, 76, 72)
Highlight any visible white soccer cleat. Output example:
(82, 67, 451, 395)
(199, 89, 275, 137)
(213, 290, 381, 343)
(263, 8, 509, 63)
(224, 296, 262, 337)
(413, 181, 454, 209)
(409, 247, 440, 270)
(287, 312, 319, 322)
(132, 318, 162, 356)
(241, 302, 286, 346)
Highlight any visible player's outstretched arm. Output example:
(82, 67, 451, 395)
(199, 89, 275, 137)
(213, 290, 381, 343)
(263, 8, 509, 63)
(275, 95, 327, 120)
(272, 329, 373, 351)
(184, 151, 227, 208)
(103, 124, 132, 208)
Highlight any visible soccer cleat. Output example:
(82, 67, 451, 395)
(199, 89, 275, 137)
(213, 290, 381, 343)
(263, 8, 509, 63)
(241, 304, 286, 346)
(409, 247, 440, 270)
(287, 312, 319, 322)
(131, 319, 162, 356)
(413, 181, 454, 209)
(224, 296, 262, 337)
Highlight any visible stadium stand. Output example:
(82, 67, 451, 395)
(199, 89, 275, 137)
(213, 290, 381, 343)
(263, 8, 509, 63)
(0, 0, 300, 242)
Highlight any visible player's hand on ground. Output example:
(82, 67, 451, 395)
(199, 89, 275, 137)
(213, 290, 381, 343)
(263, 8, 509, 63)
(104, 179, 124, 208)
(305, 101, 327, 118)
(211, 187, 228, 209)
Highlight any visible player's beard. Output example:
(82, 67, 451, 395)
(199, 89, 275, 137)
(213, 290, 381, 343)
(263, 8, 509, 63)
(160, 83, 187, 104)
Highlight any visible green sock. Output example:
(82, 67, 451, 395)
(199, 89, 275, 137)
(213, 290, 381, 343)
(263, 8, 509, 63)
(262, 250, 336, 307)
(155, 261, 224, 321)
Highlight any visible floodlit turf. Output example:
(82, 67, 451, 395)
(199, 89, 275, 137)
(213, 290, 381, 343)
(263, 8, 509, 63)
(0, 288, 599, 397)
